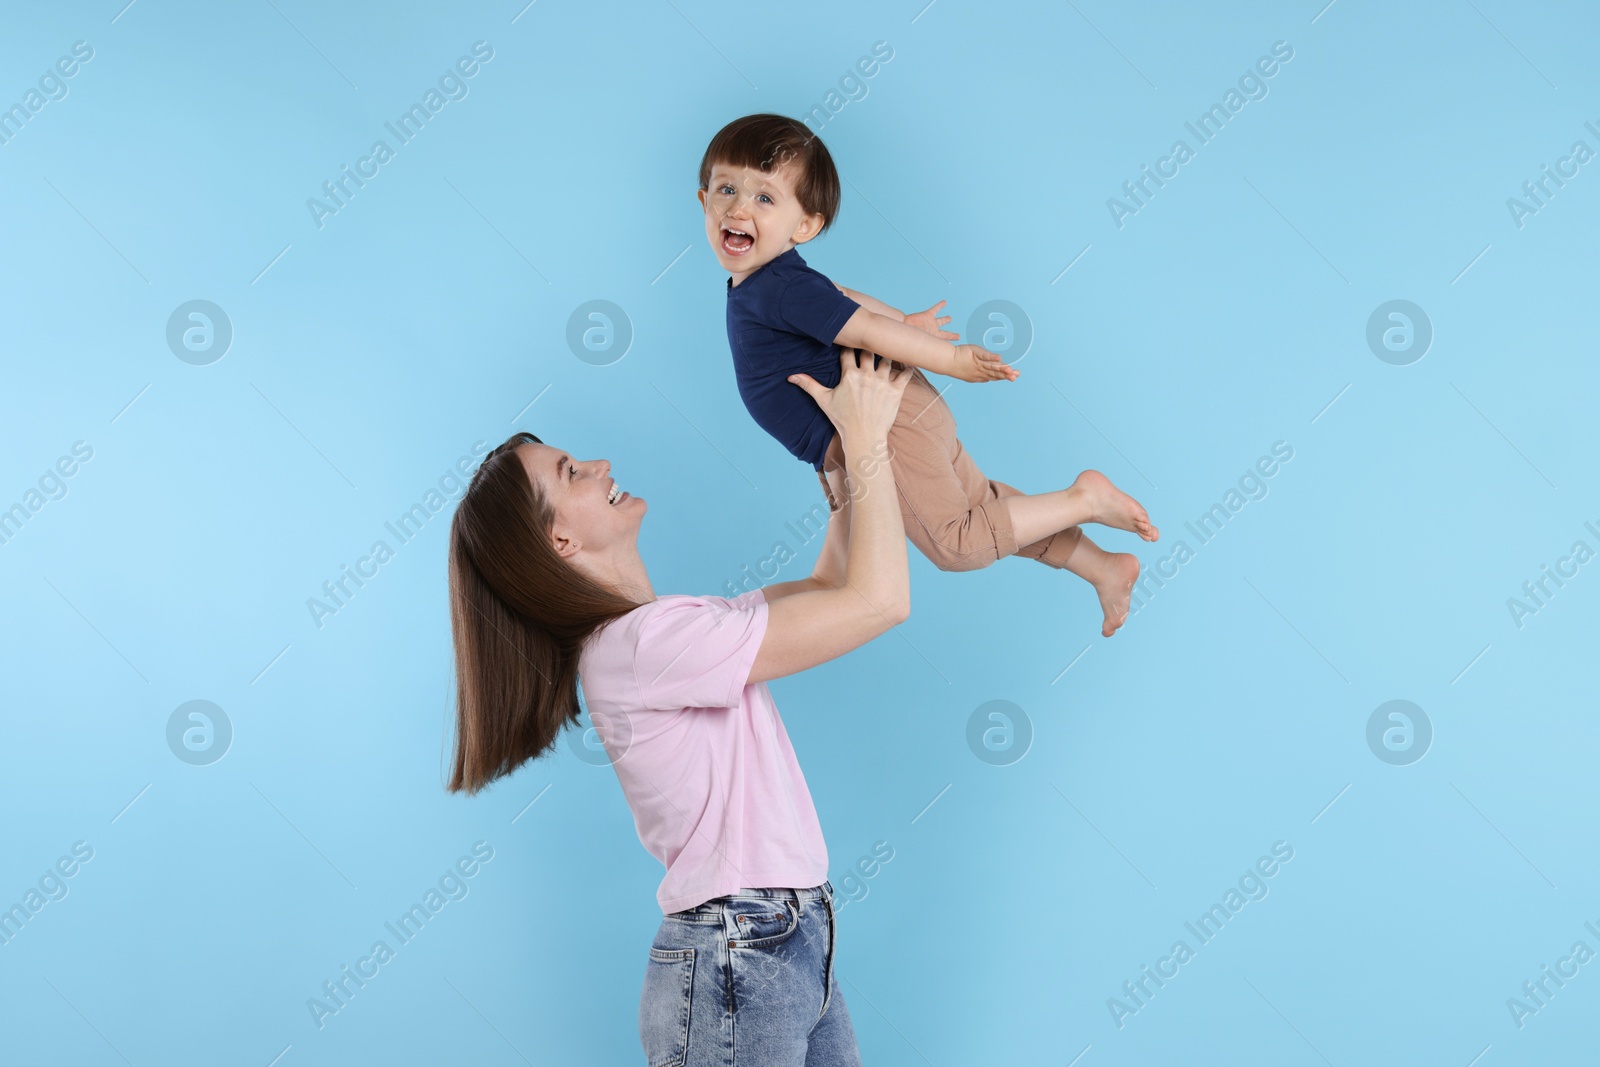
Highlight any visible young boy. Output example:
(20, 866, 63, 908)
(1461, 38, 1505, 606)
(697, 113, 1159, 636)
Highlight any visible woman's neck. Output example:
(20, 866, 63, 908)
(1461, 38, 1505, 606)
(584, 550, 655, 604)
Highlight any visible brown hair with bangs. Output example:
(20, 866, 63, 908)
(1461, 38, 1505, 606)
(698, 113, 842, 234)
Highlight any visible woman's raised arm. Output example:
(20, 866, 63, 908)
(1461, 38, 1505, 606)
(747, 349, 911, 684)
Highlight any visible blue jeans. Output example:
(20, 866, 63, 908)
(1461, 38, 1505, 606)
(639, 881, 862, 1066)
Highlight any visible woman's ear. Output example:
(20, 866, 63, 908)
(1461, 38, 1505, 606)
(551, 525, 581, 559)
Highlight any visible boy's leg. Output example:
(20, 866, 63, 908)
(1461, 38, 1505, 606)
(984, 473, 1143, 637)
(990, 479, 1083, 568)
(1063, 533, 1142, 637)
(988, 472, 1149, 637)
(861, 370, 1028, 572)
(1002, 470, 1159, 546)
(829, 372, 1146, 631)
(867, 373, 1143, 633)
(874, 374, 1153, 557)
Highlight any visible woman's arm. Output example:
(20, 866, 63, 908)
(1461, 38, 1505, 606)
(757, 495, 850, 601)
(747, 351, 910, 684)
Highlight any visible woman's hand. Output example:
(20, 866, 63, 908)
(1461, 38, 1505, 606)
(789, 347, 912, 450)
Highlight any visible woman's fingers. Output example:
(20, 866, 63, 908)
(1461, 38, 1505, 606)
(787, 372, 823, 401)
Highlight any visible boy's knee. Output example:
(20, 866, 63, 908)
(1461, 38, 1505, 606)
(931, 553, 989, 573)
(918, 531, 996, 573)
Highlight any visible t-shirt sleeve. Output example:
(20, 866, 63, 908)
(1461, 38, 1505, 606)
(776, 268, 861, 346)
(633, 594, 770, 711)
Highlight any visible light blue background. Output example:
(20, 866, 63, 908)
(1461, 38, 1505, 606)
(2, 0, 1596, 1064)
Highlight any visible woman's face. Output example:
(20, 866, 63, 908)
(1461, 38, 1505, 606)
(516, 441, 645, 558)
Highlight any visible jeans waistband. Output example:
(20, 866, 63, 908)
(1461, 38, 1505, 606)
(665, 881, 835, 922)
(727, 880, 832, 902)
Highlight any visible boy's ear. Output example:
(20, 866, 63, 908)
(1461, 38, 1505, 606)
(791, 211, 826, 244)
(696, 188, 708, 210)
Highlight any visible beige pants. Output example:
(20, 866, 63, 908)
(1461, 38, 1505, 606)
(815, 368, 1082, 572)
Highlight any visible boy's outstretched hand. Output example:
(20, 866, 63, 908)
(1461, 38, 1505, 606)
(954, 343, 1019, 383)
(905, 300, 959, 341)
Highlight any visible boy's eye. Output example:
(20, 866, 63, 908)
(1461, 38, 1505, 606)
(757, 194, 772, 204)
(717, 184, 734, 195)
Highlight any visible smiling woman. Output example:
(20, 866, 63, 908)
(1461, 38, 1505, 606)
(444, 349, 912, 1065)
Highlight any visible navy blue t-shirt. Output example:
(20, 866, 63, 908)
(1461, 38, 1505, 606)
(725, 247, 861, 471)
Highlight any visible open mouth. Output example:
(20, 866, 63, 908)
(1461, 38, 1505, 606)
(721, 226, 754, 255)
(608, 482, 628, 505)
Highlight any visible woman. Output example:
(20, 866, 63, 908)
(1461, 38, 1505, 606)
(446, 348, 912, 1065)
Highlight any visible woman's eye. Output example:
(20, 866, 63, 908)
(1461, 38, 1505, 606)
(568, 463, 576, 479)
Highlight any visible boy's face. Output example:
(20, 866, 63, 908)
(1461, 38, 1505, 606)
(698, 161, 825, 285)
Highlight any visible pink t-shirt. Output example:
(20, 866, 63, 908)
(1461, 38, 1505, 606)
(577, 589, 830, 914)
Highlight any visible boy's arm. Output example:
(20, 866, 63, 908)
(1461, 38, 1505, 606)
(836, 284, 904, 321)
(835, 285, 959, 341)
(833, 305, 1017, 383)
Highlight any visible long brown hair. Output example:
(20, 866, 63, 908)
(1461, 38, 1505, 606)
(445, 432, 643, 795)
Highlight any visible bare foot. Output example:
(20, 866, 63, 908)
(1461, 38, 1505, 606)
(1069, 470, 1159, 542)
(1091, 551, 1140, 637)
